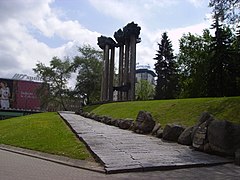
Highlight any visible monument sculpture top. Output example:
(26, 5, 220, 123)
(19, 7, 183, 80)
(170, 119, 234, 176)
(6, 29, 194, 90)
(123, 22, 141, 40)
(97, 36, 116, 49)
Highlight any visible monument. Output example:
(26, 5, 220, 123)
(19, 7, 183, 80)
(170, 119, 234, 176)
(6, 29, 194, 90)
(98, 22, 141, 101)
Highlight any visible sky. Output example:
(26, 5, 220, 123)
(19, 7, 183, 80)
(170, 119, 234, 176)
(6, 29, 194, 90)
(0, 0, 213, 81)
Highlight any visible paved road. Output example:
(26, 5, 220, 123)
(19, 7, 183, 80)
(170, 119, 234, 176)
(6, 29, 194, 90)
(60, 112, 232, 173)
(1, 149, 240, 180)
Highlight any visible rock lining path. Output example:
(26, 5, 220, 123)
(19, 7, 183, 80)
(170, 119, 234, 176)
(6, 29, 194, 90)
(59, 112, 232, 173)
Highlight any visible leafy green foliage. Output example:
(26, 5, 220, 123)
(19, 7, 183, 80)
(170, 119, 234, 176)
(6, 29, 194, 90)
(33, 57, 72, 110)
(0, 112, 91, 160)
(178, 30, 212, 97)
(135, 80, 155, 100)
(73, 45, 103, 103)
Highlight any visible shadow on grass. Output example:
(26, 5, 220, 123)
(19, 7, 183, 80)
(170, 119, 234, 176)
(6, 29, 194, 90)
(206, 97, 240, 124)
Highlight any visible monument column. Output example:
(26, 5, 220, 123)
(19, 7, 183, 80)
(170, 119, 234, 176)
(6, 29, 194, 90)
(129, 35, 137, 100)
(103, 44, 110, 101)
(124, 39, 130, 101)
(100, 49, 106, 101)
(118, 45, 124, 101)
(109, 46, 115, 101)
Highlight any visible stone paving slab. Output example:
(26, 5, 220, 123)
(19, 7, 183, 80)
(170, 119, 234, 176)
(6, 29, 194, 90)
(60, 112, 233, 174)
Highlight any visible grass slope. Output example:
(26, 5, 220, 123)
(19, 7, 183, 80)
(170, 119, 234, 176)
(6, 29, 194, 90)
(91, 97, 240, 127)
(0, 112, 91, 160)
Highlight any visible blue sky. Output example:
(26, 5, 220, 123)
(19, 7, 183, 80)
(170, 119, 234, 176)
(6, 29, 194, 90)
(0, 0, 212, 80)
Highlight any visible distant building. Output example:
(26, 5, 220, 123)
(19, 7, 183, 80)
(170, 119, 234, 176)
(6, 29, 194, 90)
(136, 65, 156, 85)
(0, 75, 43, 111)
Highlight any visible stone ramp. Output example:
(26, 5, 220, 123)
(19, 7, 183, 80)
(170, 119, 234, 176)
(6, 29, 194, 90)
(59, 112, 232, 174)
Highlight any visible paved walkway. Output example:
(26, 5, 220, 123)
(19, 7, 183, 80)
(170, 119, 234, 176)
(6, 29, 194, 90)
(59, 112, 232, 173)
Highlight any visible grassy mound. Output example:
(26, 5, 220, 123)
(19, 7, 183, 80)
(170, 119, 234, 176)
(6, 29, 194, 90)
(0, 112, 91, 160)
(90, 97, 240, 127)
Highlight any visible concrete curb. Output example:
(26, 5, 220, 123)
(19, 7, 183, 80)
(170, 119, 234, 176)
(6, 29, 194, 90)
(0, 144, 105, 173)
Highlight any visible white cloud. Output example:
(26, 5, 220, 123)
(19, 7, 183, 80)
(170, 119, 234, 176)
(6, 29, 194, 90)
(88, 0, 178, 26)
(88, 0, 142, 24)
(187, 0, 206, 7)
(0, 0, 100, 79)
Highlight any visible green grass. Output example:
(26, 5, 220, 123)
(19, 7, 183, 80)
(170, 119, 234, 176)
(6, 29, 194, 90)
(91, 97, 240, 127)
(0, 112, 91, 160)
(83, 104, 101, 112)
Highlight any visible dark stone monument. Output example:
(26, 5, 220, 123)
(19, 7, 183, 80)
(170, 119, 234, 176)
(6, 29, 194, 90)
(98, 22, 141, 102)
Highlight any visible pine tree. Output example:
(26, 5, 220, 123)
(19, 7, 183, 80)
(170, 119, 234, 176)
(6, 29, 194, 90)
(207, 16, 235, 96)
(231, 27, 240, 95)
(154, 32, 178, 99)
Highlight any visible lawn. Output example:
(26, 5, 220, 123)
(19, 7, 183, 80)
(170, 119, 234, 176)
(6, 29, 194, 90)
(0, 112, 91, 160)
(90, 96, 240, 127)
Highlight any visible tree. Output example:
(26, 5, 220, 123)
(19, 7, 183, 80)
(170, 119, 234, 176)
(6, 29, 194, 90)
(232, 28, 240, 92)
(33, 57, 72, 110)
(209, 0, 240, 28)
(73, 45, 103, 103)
(135, 80, 155, 100)
(154, 32, 179, 99)
(177, 30, 212, 97)
(178, 19, 240, 97)
(208, 16, 238, 96)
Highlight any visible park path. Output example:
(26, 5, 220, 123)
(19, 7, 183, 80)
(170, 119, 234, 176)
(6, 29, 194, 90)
(59, 112, 232, 173)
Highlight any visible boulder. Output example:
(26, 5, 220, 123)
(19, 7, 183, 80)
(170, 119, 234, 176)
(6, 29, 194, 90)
(91, 114, 97, 120)
(118, 119, 134, 130)
(192, 112, 214, 151)
(94, 115, 102, 122)
(197, 111, 214, 126)
(80, 112, 86, 117)
(156, 128, 163, 138)
(112, 119, 120, 127)
(208, 120, 240, 156)
(101, 116, 111, 125)
(178, 126, 193, 145)
(133, 111, 156, 134)
(151, 123, 161, 135)
(109, 118, 117, 126)
(105, 117, 112, 125)
(83, 112, 90, 118)
(162, 124, 185, 142)
(235, 149, 240, 166)
(89, 112, 95, 119)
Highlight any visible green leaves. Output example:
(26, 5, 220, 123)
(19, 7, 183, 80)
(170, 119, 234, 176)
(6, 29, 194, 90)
(73, 45, 103, 103)
(136, 80, 155, 100)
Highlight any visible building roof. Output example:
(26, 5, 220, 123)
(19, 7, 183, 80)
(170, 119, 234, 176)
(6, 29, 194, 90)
(136, 69, 156, 77)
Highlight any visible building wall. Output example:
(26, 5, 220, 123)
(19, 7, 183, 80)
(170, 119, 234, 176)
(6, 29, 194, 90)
(136, 69, 156, 85)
